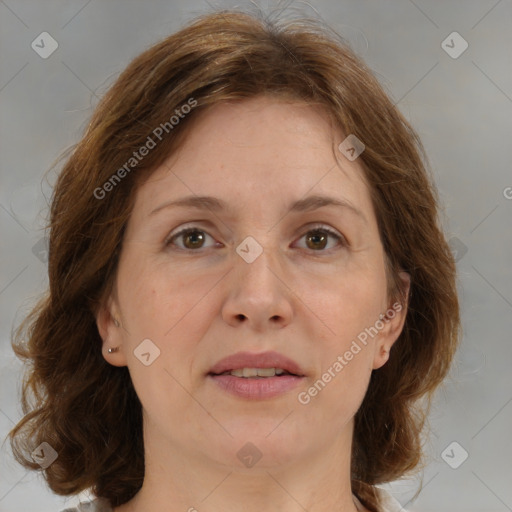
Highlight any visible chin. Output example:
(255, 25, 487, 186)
(207, 420, 309, 467)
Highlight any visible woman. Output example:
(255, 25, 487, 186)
(8, 9, 460, 512)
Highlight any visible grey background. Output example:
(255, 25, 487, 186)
(1, 1, 511, 511)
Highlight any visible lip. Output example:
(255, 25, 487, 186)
(208, 350, 305, 376)
(209, 374, 304, 399)
(207, 351, 306, 400)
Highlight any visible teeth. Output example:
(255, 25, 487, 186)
(228, 368, 287, 378)
(253, 368, 275, 377)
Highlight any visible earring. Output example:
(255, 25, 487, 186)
(108, 346, 120, 354)
(114, 318, 120, 327)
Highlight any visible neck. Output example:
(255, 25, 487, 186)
(115, 417, 363, 512)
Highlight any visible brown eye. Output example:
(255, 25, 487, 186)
(296, 226, 345, 252)
(182, 230, 205, 249)
(167, 228, 215, 250)
(305, 230, 328, 250)
(166, 224, 345, 253)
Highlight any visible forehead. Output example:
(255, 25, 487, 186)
(132, 96, 375, 223)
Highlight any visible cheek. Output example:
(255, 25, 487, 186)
(116, 257, 215, 388)
(297, 267, 385, 415)
(117, 252, 215, 334)
(306, 268, 388, 341)
(301, 337, 374, 427)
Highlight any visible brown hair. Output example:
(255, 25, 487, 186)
(7, 8, 460, 511)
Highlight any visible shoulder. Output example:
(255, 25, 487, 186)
(353, 487, 407, 512)
(375, 486, 407, 512)
(59, 498, 113, 512)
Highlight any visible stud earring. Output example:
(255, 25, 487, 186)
(114, 318, 120, 327)
(108, 346, 120, 354)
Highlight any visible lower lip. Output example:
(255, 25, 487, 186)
(208, 374, 304, 399)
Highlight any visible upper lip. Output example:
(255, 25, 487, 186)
(208, 351, 305, 376)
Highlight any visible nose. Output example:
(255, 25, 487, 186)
(221, 242, 293, 332)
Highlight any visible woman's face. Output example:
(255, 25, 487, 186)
(99, 96, 408, 469)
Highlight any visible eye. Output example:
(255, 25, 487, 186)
(165, 227, 219, 251)
(166, 223, 346, 253)
(294, 225, 346, 252)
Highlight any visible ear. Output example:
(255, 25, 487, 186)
(95, 294, 128, 367)
(372, 271, 410, 370)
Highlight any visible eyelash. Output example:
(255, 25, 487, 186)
(165, 224, 347, 253)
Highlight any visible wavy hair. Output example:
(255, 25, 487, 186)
(7, 8, 460, 512)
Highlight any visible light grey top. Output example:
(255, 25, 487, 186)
(60, 498, 113, 512)
(60, 488, 407, 511)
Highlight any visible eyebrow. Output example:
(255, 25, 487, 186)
(150, 194, 367, 223)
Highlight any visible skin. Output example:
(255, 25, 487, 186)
(97, 96, 410, 512)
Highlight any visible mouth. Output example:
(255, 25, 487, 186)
(207, 351, 305, 399)
(211, 366, 301, 377)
